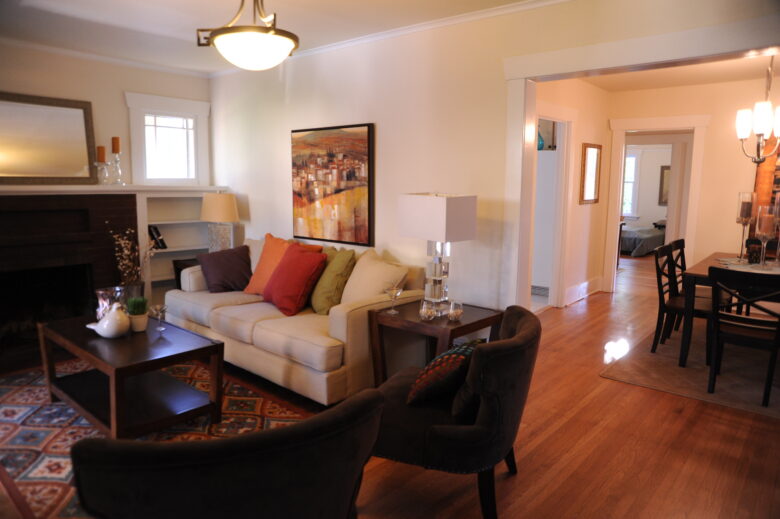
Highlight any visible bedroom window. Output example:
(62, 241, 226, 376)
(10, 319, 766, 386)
(622, 154, 640, 217)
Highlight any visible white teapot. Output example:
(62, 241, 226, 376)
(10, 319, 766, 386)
(86, 302, 130, 338)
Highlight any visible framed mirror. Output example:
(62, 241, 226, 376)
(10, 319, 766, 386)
(0, 91, 97, 185)
(579, 143, 602, 204)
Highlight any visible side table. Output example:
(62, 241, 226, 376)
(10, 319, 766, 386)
(368, 301, 503, 385)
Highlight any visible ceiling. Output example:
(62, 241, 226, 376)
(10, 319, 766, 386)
(0, 0, 540, 74)
(580, 54, 779, 92)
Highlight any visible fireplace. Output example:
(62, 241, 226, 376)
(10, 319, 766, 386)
(0, 194, 137, 371)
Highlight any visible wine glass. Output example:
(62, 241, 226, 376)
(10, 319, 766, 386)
(384, 286, 403, 315)
(735, 192, 756, 264)
(754, 205, 776, 270)
(149, 304, 167, 334)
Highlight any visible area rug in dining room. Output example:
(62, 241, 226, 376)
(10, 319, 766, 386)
(600, 320, 780, 419)
(0, 359, 313, 518)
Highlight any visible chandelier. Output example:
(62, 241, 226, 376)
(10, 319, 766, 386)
(197, 0, 299, 71)
(735, 55, 780, 164)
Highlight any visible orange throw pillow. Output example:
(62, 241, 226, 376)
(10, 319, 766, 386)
(244, 234, 323, 295)
(264, 244, 327, 315)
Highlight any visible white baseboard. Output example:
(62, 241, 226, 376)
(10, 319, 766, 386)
(563, 277, 602, 306)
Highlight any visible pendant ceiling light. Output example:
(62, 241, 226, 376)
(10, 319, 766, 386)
(735, 55, 780, 164)
(197, 0, 299, 71)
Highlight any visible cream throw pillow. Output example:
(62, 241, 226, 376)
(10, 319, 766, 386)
(340, 249, 408, 304)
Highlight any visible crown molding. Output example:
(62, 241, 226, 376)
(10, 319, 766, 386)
(0, 36, 210, 78)
(209, 0, 572, 77)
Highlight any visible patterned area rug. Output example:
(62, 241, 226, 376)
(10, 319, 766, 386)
(0, 359, 313, 518)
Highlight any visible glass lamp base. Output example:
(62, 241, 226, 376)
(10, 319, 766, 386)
(207, 223, 233, 252)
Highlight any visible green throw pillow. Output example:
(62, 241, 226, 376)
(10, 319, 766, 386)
(311, 248, 356, 315)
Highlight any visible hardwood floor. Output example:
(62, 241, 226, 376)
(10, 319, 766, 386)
(358, 255, 780, 518)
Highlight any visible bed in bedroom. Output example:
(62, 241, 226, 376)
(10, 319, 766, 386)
(620, 226, 666, 257)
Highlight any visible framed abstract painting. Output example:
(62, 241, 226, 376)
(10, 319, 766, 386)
(291, 123, 374, 246)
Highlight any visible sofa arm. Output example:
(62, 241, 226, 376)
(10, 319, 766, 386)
(181, 266, 207, 292)
(329, 289, 424, 392)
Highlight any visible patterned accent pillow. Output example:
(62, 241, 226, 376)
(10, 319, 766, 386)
(406, 339, 485, 406)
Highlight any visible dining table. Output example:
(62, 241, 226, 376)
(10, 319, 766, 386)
(680, 251, 780, 367)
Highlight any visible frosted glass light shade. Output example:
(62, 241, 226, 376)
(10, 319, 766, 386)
(201, 193, 239, 223)
(398, 193, 477, 243)
(753, 101, 774, 136)
(736, 109, 753, 139)
(212, 27, 297, 71)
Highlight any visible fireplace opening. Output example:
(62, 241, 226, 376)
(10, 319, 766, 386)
(0, 263, 94, 368)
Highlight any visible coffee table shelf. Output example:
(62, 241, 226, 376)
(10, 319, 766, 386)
(52, 369, 213, 438)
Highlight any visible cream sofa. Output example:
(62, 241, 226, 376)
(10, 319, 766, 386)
(165, 240, 423, 405)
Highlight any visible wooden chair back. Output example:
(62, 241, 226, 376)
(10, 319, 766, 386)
(653, 244, 681, 308)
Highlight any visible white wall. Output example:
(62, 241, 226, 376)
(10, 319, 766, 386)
(210, 0, 779, 307)
(532, 147, 559, 288)
(625, 144, 671, 228)
(0, 42, 211, 182)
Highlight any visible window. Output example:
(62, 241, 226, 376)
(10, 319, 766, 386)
(622, 152, 640, 216)
(125, 93, 210, 185)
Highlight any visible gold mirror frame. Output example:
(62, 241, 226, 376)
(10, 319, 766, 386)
(579, 143, 602, 204)
(0, 91, 97, 185)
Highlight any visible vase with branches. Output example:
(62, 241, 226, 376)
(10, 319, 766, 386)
(109, 228, 155, 294)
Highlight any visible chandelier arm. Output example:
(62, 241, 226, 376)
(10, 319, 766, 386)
(225, 0, 247, 28)
(740, 139, 757, 161)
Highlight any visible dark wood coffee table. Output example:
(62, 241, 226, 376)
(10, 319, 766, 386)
(37, 316, 223, 439)
(369, 302, 503, 385)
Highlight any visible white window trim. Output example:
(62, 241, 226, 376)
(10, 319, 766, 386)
(622, 148, 641, 218)
(125, 92, 211, 186)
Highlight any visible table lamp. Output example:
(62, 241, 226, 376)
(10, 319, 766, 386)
(201, 192, 239, 251)
(398, 193, 477, 316)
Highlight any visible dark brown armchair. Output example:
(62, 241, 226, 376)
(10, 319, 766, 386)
(71, 389, 384, 519)
(372, 306, 541, 519)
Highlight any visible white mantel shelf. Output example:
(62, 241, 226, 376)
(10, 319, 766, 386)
(0, 185, 228, 195)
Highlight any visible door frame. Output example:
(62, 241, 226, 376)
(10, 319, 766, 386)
(601, 116, 710, 292)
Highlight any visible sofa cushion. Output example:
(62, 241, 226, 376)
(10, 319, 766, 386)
(311, 248, 356, 315)
(341, 249, 407, 305)
(166, 289, 263, 327)
(196, 245, 252, 293)
(210, 302, 297, 343)
(244, 234, 290, 295)
(253, 314, 344, 372)
(264, 244, 327, 316)
(406, 341, 479, 405)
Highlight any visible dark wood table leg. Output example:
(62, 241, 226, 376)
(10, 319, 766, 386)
(209, 346, 223, 423)
(369, 311, 387, 386)
(109, 373, 125, 439)
(435, 331, 453, 357)
(425, 336, 438, 362)
(37, 324, 59, 402)
(489, 320, 501, 342)
(679, 274, 695, 367)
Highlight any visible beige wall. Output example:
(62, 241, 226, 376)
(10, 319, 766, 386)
(0, 42, 211, 181)
(610, 76, 778, 262)
(207, 0, 778, 307)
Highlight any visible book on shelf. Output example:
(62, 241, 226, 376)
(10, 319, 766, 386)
(148, 225, 168, 249)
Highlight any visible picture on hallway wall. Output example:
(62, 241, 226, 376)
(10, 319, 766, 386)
(658, 165, 670, 206)
(292, 123, 374, 246)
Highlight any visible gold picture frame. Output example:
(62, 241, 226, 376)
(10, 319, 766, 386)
(579, 143, 602, 204)
(658, 165, 671, 206)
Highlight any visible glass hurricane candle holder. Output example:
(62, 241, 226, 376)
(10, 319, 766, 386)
(448, 301, 464, 322)
(735, 192, 756, 264)
(419, 300, 436, 321)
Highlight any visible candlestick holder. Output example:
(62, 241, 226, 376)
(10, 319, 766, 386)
(95, 161, 112, 184)
(110, 152, 127, 186)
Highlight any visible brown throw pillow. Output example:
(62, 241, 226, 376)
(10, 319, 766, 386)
(406, 339, 483, 406)
(196, 245, 252, 293)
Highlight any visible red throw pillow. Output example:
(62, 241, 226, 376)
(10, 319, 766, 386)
(264, 244, 327, 315)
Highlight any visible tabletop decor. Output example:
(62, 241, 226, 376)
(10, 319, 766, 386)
(755, 205, 776, 269)
(127, 297, 149, 332)
(292, 123, 374, 246)
(735, 191, 756, 263)
(86, 302, 130, 338)
(109, 227, 154, 295)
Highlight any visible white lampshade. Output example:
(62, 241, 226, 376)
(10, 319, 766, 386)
(398, 193, 477, 243)
(201, 193, 239, 223)
(774, 106, 780, 138)
(753, 101, 774, 136)
(736, 108, 753, 139)
(212, 28, 296, 71)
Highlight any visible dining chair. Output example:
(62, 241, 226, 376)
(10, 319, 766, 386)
(651, 243, 712, 357)
(708, 267, 780, 407)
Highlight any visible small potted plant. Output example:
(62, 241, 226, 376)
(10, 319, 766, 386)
(127, 297, 149, 332)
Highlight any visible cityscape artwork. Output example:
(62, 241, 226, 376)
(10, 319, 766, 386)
(292, 123, 374, 246)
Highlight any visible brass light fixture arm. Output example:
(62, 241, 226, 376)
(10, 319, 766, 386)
(197, 0, 278, 45)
